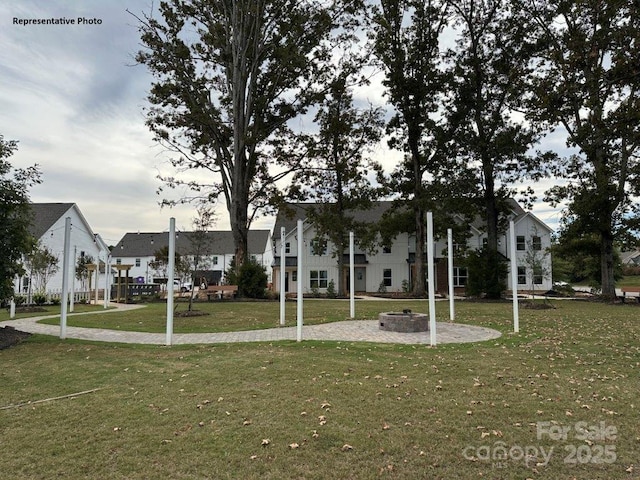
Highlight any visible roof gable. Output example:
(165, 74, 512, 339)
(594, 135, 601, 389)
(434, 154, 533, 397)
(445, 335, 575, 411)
(29, 203, 74, 239)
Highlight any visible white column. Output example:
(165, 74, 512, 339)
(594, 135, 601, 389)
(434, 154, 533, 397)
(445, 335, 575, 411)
(280, 227, 286, 326)
(60, 217, 72, 339)
(70, 246, 76, 313)
(104, 255, 110, 308)
(349, 231, 355, 319)
(166, 218, 176, 346)
(296, 219, 303, 342)
(509, 220, 519, 333)
(9, 298, 15, 319)
(427, 212, 437, 346)
(447, 228, 455, 321)
(94, 258, 99, 305)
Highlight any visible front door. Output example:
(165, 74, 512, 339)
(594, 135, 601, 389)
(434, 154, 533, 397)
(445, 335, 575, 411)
(355, 267, 366, 292)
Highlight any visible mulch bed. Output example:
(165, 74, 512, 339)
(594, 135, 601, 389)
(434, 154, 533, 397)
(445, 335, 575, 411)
(0, 326, 32, 350)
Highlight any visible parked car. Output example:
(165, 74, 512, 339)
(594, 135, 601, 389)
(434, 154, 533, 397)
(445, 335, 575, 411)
(173, 280, 192, 292)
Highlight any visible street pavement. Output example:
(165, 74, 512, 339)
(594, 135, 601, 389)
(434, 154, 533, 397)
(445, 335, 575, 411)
(2, 302, 502, 346)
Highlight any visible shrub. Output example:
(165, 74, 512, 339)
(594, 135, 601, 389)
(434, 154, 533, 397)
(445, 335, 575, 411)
(463, 247, 508, 298)
(32, 293, 47, 306)
(326, 280, 336, 298)
(235, 259, 268, 299)
(378, 281, 387, 294)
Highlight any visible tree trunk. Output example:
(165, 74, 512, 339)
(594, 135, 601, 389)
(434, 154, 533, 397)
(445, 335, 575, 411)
(337, 240, 345, 297)
(600, 228, 616, 299)
(414, 207, 426, 297)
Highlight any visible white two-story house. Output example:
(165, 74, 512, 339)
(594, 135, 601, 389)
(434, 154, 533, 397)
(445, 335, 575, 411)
(14, 203, 110, 298)
(271, 201, 553, 296)
(112, 230, 273, 286)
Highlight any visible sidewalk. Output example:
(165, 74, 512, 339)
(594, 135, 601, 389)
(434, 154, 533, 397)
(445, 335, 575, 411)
(2, 303, 502, 346)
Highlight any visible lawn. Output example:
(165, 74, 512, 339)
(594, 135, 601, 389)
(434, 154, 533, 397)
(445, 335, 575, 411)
(30, 298, 513, 334)
(1, 300, 638, 479)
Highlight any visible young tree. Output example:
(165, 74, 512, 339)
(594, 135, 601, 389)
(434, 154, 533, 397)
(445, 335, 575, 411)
(131, 0, 361, 274)
(149, 246, 190, 286)
(446, 0, 545, 298)
(0, 136, 41, 301)
(292, 74, 385, 296)
(75, 254, 95, 291)
(185, 204, 216, 311)
(372, 0, 452, 296)
(25, 243, 59, 294)
(525, 0, 640, 298)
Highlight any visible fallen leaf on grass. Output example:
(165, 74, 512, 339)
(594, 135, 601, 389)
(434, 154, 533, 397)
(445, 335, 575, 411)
(341, 444, 353, 451)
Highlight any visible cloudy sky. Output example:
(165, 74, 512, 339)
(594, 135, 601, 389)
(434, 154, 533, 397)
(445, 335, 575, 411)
(1, 1, 563, 246)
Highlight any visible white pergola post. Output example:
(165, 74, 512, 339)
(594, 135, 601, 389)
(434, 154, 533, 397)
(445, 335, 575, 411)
(447, 228, 455, 321)
(166, 217, 176, 346)
(349, 231, 355, 319)
(70, 246, 76, 313)
(509, 220, 520, 333)
(280, 227, 286, 326)
(94, 258, 99, 305)
(104, 255, 111, 308)
(427, 212, 437, 346)
(296, 219, 303, 342)
(60, 217, 72, 339)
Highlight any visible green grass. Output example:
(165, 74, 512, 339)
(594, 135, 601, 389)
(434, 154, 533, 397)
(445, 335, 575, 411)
(0, 303, 102, 322)
(32, 299, 482, 334)
(1, 300, 639, 479)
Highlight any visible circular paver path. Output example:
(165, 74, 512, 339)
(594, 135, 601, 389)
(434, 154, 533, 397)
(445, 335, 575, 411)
(2, 303, 501, 346)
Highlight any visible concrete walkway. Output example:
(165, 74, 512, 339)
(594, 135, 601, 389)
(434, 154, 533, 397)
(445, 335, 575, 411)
(2, 303, 502, 346)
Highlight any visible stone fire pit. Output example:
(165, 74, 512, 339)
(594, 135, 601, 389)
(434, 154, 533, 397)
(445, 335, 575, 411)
(379, 310, 429, 333)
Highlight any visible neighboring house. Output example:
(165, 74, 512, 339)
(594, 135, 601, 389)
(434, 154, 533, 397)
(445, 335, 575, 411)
(14, 203, 110, 296)
(272, 201, 554, 295)
(112, 230, 273, 285)
(621, 249, 640, 266)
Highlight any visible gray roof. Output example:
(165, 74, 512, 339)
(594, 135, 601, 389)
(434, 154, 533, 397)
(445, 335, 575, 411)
(113, 230, 271, 257)
(273, 202, 393, 235)
(29, 203, 74, 239)
(274, 199, 548, 237)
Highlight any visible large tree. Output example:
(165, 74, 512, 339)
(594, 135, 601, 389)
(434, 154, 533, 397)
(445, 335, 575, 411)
(372, 0, 451, 296)
(132, 0, 361, 272)
(0, 136, 41, 301)
(525, 0, 640, 298)
(291, 73, 385, 296)
(446, 0, 545, 298)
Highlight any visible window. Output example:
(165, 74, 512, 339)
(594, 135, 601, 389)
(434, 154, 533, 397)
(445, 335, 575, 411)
(251, 255, 257, 262)
(116, 259, 122, 265)
(532, 236, 542, 251)
(292, 270, 297, 282)
(212, 256, 218, 265)
(310, 270, 328, 288)
(453, 241, 467, 254)
(453, 267, 468, 287)
(516, 236, 525, 251)
(517, 267, 527, 285)
(533, 266, 543, 284)
(135, 258, 141, 267)
(383, 269, 392, 287)
(285, 242, 291, 254)
(310, 238, 327, 256)
(382, 245, 392, 254)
